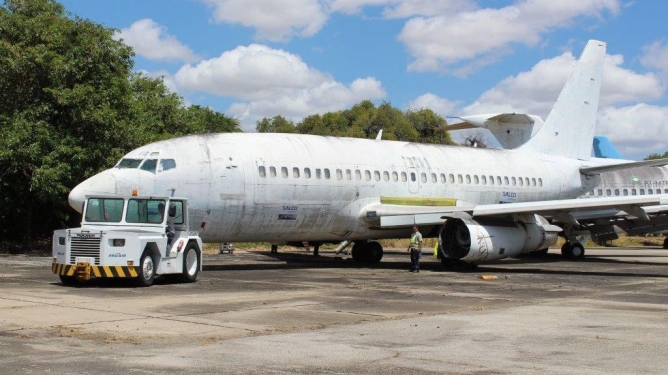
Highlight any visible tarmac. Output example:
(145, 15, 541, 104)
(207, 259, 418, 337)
(1, 246, 668, 374)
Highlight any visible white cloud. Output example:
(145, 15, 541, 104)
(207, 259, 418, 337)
(202, 0, 328, 42)
(382, 0, 477, 19)
(640, 40, 668, 81)
(598, 104, 668, 158)
(174, 44, 385, 130)
(464, 49, 663, 118)
(407, 93, 460, 115)
(114, 19, 200, 63)
(397, 0, 620, 73)
(411, 46, 666, 158)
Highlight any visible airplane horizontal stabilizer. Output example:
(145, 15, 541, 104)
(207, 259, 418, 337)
(580, 158, 668, 176)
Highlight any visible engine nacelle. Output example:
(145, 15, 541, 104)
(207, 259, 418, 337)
(440, 216, 560, 263)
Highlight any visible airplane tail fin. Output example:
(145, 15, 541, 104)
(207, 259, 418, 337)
(518, 40, 606, 160)
(593, 136, 624, 159)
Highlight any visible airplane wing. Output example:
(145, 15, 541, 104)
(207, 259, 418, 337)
(361, 195, 668, 229)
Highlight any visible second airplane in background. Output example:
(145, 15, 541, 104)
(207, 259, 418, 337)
(68, 40, 668, 269)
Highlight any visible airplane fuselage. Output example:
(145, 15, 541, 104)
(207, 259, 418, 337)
(73, 133, 595, 243)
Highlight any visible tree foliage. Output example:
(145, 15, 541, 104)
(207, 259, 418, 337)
(645, 150, 668, 160)
(257, 100, 454, 144)
(0, 0, 239, 244)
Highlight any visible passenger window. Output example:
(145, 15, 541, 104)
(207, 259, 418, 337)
(420, 173, 427, 183)
(401, 172, 407, 182)
(293, 167, 300, 178)
(346, 169, 351, 180)
(431, 173, 436, 183)
(458, 174, 463, 184)
(631, 189, 637, 195)
(316, 168, 321, 179)
(336, 169, 343, 180)
(384, 171, 390, 181)
(614, 189, 620, 196)
(466, 175, 471, 184)
(531, 178, 536, 186)
(597, 189, 603, 196)
(140, 159, 157, 173)
(504, 177, 509, 185)
(474, 175, 479, 185)
(324, 169, 331, 179)
(270, 166, 277, 177)
(365, 170, 371, 181)
(649, 189, 654, 194)
(258, 166, 266, 177)
(410, 172, 416, 182)
(497, 176, 502, 185)
(281, 167, 288, 178)
(518, 178, 523, 186)
(159, 159, 176, 172)
(449, 174, 455, 183)
(537, 178, 542, 187)
(304, 168, 311, 179)
(392, 171, 398, 182)
(374, 171, 381, 181)
(606, 189, 611, 196)
(640, 189, 645, 195)
(511, 177, 516, 186)
(355, 170, 361, 180)
(440, 173, 446, 183)
(481, 176, 487, 185)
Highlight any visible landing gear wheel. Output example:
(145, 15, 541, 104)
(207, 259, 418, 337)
(571, 243, 585, 259)
(663, 237, 668, 249)
(367, 241, 384, 263)
(351, 242, 366, 263)
(561, 242, 585, 260)
(59, 275, 77, 285)
(136, 251, 155, 287)
(180, 244, 200, 283)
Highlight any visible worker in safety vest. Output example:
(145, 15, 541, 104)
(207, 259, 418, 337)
(407, 226, 423, 272)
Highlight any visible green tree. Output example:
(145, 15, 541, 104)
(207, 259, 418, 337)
(645, 151, 668, 160)
(256, 115, 297, 133)
(405, 108, 454, 145)
(0, 0, 239, 245)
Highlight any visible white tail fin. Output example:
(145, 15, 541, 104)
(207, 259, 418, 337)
(518, 40, 606, 160)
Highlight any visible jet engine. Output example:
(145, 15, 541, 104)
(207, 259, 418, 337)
(440, 215, 561, 263)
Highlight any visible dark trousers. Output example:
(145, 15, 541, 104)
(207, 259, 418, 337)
(410, 248, 421, 270)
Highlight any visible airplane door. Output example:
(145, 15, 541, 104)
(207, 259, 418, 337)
(403, 156, 420, 194)
(205, 143, 246, 236)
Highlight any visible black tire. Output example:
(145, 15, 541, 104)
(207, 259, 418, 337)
(561, 242, 573, 259)
(571, 243, 585, 259)
(351, 242, 365, 263)
(562, 242, 585, 260)
(663, 237, 668, 249)
(59, 275, 77, 285)
(368, 241, 384, 263)
(180, 244, 200, 283)
(136, 251, 156, 287)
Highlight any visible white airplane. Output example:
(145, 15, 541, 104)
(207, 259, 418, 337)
(68, 40, 668, 269)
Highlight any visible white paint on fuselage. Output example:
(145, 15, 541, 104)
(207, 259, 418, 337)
(70, 133, 592, 243)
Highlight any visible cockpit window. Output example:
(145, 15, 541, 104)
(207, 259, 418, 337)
(140, 159, 158, 173)
(116, 158, 142, 169)
(159, 159, 176, 172)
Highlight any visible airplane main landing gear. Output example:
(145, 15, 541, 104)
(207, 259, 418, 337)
(561, 242, 585, 259)
(350, 241, 383, 263)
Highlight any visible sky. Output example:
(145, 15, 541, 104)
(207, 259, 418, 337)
(55, 0, 668, 160)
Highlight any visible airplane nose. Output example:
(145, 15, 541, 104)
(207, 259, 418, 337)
(68, 171, 117, 212)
